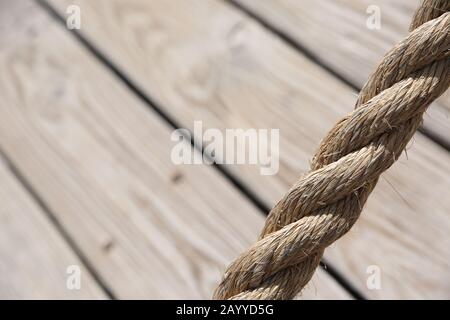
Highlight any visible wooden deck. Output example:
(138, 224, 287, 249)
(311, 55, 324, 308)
(0, 0, 448, 299)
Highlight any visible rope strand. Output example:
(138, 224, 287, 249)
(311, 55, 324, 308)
(214, 0, 450, 300)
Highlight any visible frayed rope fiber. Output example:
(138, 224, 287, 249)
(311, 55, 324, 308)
(214, 0, 450, 300)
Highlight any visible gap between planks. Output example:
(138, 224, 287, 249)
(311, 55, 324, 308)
(35, 0, 363, 299)
(0, 0, 350, 299)
(41, 0, 450, 299)
(227, 0, 450, 151)
(0, 147, 116, 299)
(0, 149, 106, 299)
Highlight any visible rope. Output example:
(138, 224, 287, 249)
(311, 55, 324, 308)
(213, 0, 450, 300)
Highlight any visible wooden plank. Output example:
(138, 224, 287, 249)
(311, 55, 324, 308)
(0, 155, 105, 299)
(0, 0, 348, 299)
(234, 0, 450, 147)
(46, 0, 450, 298)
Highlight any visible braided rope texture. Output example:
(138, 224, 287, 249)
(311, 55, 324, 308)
(214, 0, 450, 300)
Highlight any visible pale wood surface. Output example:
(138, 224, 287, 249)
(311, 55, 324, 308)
(0, 0, 349, 299)
(46, 0, 450, 298)
(0, 155, 105, 299)
(234, 0, 450, 147)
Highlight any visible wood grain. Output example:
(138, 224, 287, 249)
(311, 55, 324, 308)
(0, 155, 105, 299)
(234, 0, 450, 147)
(0, 0, 348, 299)
(47, 0, 450, 298)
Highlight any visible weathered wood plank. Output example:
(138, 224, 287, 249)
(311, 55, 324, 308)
(234, 0, 450, 147)
(47, 0, 450, 298)
(0, 0, 348, 299)
(0, 155, 106, 299)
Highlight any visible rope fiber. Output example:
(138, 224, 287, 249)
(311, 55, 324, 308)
(214, 0, 450, 300)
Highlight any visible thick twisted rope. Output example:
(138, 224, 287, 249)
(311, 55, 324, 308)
(214, 0, 450, 300)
